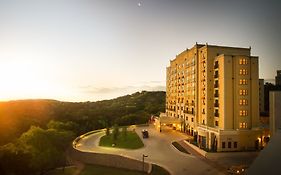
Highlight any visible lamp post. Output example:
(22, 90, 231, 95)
(142, 154, 148, 174)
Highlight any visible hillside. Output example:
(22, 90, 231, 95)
(0, 91, 165, 145)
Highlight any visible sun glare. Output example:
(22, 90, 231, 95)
(0, 60, 68, 101)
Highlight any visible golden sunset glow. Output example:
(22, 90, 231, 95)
(0, 1, 280, 102)
(0, 59, 69, 101)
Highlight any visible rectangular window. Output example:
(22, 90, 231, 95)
(239, 79, 248, 85)
(240, 110, 248, 116)
(239, 69, 248, 75)
(239, 58, 248, 65)
(215, 121, 218, 126)
(239, 122, 248, 128)
(222, 142, 225, 148)
(228, 142, 231, 148)
(239, 99, 248, 105)
(234, 142, 237, 148)
(191, 118, 194, 122)
(239, 89, 248, 95)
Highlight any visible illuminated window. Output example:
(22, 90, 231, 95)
(239, 79, 248, 85)
(239, 99, 248, 105)
(239, 122, 247, 128)
(239, 89, 248, 95)
(239, 58, 248, 65)
(239, 110, 248, 116)
(239, 69, 248, 75)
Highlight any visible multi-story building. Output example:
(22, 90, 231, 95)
(275, 70, 281, 86)
(166, 43, 263, 151)
(269, 91, 281, 136)
(259, 79, 265, 113)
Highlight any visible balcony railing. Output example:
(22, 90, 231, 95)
(184, 110, 194, 115)
(166, 108, 176, 112)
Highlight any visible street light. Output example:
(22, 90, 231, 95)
(142, 154, 148, 174)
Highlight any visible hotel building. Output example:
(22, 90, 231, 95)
(166, 43, 262, 151)
(275, 70, 281, 86)
(259, 79, 265, 113)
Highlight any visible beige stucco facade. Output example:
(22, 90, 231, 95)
(166, 43, 263, 152)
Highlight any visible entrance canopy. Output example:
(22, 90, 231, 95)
(154, 113, 183, 131)
(159, 116, 183, 125)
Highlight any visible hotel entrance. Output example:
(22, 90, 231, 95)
(154, 113, 184, 132)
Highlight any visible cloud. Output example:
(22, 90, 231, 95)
(80, 84, 165, 95)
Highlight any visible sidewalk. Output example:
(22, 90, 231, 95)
(178, 140, 228, 174)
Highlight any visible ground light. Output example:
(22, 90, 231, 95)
(142, 154, 148, 174)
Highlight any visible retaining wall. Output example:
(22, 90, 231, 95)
(70, 147, 151, 173)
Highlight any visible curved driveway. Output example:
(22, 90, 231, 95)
(75, 125, 223, 175)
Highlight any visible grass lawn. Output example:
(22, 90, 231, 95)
(47, 164, 170, 175)
(99, 131, 144, 149)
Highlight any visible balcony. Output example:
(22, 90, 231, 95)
(214, 93, 219, 98)
(166, 108, 176, 112)
(214, 113, 219, 117)
(214, 103, 219, 107)
(214, 63, 219, 69)
(184, 110, 194, 115)
(214, 83, 219, 88)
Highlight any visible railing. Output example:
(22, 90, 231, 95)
(184, 110, 194, 115)
(166, 108, 176, 112)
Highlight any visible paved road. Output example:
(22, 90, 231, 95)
(75, 125, 224, 175)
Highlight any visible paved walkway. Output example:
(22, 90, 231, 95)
(177, 140, 227, 174)
(75, 125, 224, 175)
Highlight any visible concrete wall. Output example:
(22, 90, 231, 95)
(70, 148, 151, 173)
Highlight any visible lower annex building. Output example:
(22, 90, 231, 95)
(165, 43, 265, 152)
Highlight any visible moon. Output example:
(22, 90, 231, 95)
(138, 2, 141, 7)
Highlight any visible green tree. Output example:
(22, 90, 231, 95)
(122, 127, 127, 139)
(106, 126, 110, 136)
(0, 143, 33, 175)
(112, 124, 119, 144)
(47, 120, 79, 133)
(18, 126, 75, 175)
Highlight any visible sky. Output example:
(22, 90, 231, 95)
(0, 0, 280, 102)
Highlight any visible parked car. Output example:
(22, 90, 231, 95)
(142, 129, 149, 138)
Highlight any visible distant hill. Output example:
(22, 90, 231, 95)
(0, 91, 165, 145)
